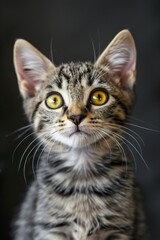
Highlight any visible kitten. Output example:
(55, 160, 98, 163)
(13, 30, 147, 240)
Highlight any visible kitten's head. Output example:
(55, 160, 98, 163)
(13, 30, 136, 150)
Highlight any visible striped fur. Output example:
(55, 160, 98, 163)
(13, 30, 147, 239)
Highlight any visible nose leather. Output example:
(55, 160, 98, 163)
(68, 114, 86, 125)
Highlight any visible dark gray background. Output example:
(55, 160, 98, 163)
(0, 0, 160, 239)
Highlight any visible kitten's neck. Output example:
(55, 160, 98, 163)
(40, 143, 125, 178)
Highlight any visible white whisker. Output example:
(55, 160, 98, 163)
(18, 134, 43, 172)
(90, 38, 97, 63)
(35, 137, 56, 172)
(111, 131, 149, 171)
(7, 124, 33, 140)
(126, 122, 160, 133)
(108, 122, 145, 146)
(108, 131, 137, 172)
(12, 131, 36, 164)
(94, 130, 112, 157)
(23, 139, 45, 184)
(50, 38, 54, 63)
(97, 128, 128, 174)
(106, 124, 144, 156)
(7, 124, 33, 136)
(32, 139, 45, 178)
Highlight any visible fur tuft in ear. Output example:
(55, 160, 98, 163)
(13, 39, 56, 98)
(95, 30, 136, 90)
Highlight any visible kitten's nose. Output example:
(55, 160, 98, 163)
(68, 114, 86, 126)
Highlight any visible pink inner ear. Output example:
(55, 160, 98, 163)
(20, 80, 35, 97)
(120, 51, 136, 89)
(95, 31, 136, 90)
(122, 50, 135, 73)
(18, 67, 37, 97)
(106, 47, 136, 89)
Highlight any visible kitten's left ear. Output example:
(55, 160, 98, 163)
(95, 30, 136, 90)
(14, 39, 56, 98)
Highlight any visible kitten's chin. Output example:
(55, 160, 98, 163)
(53, 132, 96, 148)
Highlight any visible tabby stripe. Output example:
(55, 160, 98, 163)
(86, 63, 92, 73)
(77, 73, 83, 83)
(37, 118, 50, 131)
(45, 84, 53, 89)
(87, 218, 100, 236)
(43, 173, 54, 184)
(56, 66, 65, 88)
(36, 221, 69, 229)
(31, 101, 42, 122)
(37, 120, 44, 131)
(53, 183, 74, 196)
(62, 72, 70, 82)
(55, 79, 62, 88)
(88, 76, 94, 86)
(74, 218, 85, 227)
(54, 166, 73, 174)
(112, 116, 126, 125)
(52, 176, 125, 197)
(90, 164, 109, 176)
(110, 160, 128, 167)
(112, 95, 129, 115)
(92, 160, 127, 176)
(49, 159, 64, 168)
(95, 157, 125, 169)
(100, 224, 132, 233)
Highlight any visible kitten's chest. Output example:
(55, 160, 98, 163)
(39, 150, 131, 238)
(40, 148, 127, 217)
(56, 149, 98, 172)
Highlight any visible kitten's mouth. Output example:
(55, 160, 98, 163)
(69, 127, 89, 137)
(55, 126, 95, 148)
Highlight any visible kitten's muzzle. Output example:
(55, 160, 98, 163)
(67, 114, 86, 126)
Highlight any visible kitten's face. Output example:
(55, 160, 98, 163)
(30, 63, 133, 149)
(13, 30, 136, 150)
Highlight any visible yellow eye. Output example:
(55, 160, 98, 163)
(90, 89, 109, 106)
(45, 93, 64, 109)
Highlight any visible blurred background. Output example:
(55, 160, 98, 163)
(0, 0, 160, 239)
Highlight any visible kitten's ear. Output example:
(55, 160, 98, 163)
(95, 30, 136, 90)
(13, 39, 56, 98)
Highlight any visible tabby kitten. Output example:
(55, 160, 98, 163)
(13, 30, 147, 240)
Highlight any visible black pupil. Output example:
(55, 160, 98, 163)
(52, 97, 57, 103)
(97, 94, 102, 101)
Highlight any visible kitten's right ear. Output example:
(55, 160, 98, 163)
(13, 39, 56, 98)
